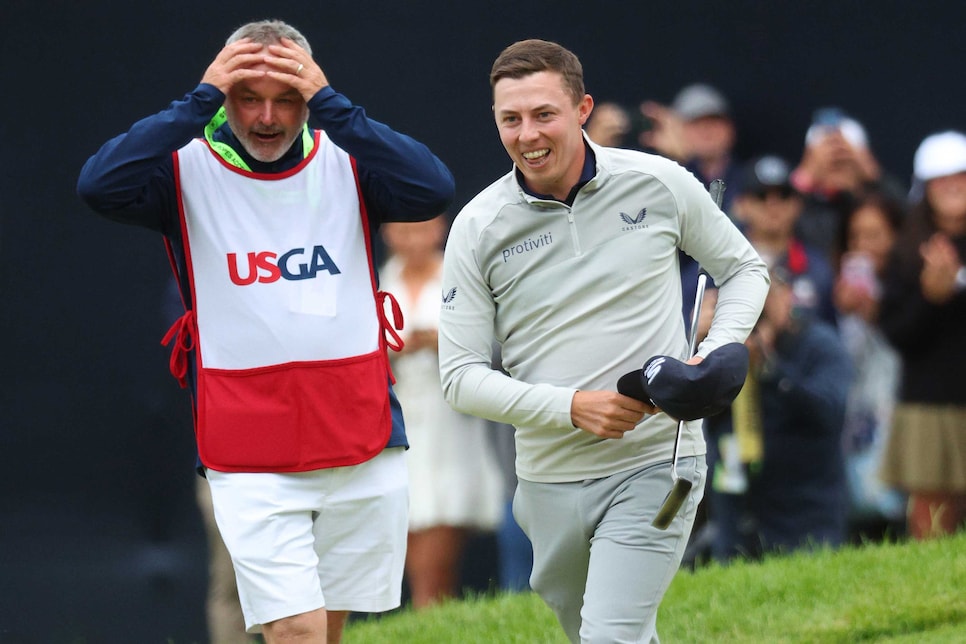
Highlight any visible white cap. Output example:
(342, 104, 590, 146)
(913, 130, 966, 181)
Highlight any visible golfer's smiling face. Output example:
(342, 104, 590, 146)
(493, 70, 593, 201)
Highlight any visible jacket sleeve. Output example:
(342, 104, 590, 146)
(437, 210, 577, 430)
(307, 87, 455, 224)
(671, 164, 771, 355)
(76, 84, 226, 233)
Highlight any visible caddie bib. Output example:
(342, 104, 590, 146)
(168, 132, 395, 472)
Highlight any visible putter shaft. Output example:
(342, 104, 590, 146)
(651, 180, 725, 529)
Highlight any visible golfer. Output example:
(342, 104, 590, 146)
(78, 19, 453, 643)
(438, 39, 768, 642)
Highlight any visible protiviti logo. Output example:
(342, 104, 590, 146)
(227, 245, 341, 285)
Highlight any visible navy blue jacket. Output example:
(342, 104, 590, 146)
(706, 317, 852, 556)
(77, 83, 456, 456)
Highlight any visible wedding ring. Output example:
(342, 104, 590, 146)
(296, 63, 304, 76)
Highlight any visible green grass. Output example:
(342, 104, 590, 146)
(344, 533, 966, 643)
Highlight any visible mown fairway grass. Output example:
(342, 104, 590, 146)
(344, 532, 966, 643)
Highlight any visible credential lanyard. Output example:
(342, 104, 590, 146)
(204, 107, 314, 171)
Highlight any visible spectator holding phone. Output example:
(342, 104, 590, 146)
(790, 108, 906, 266)
(833, 191, 907, 539)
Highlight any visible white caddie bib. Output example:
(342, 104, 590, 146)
(168, 132, 394, 472)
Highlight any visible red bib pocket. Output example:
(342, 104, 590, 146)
(196, 349, 391, 472)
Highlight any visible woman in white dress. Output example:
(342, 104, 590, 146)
(381, 216, 505, 609)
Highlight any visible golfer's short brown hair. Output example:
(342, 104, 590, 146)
(490, 39, 585, 105)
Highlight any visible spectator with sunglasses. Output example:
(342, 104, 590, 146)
(734, 155, 838, 326)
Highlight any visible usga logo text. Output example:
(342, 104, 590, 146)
(227, 245, 341, 285)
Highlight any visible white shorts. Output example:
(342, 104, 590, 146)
(205, 447, 408, 632)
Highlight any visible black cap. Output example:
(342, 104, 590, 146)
(617, 343, 750, 421)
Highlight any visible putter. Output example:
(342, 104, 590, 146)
(652, 179, 725, 530)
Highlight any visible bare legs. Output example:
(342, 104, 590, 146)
(405, 526, 469, 609)
(262, 609, 348, 644)
(907, 492, 966, 539)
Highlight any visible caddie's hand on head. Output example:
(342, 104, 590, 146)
(200, 38, 267, 95)
(571, 390, 652, 440)
(263, 37, 330, 101)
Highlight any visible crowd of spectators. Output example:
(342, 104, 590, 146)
(585, 84, 966, 563)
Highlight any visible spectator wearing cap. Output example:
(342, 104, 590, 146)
(790, 107, 906, 264)
(704, 267, 853, 561)
(639, 83, 743, 212)
(734, 155, 838, 326)
(878, 130, 966, 540)
(639, 83, 745, 332)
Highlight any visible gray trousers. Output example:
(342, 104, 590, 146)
(513, 456, 706, 644)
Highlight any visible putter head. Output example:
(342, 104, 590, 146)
(651, 477, 693, 530)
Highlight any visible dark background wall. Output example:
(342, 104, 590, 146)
(1, 1, 963, 641)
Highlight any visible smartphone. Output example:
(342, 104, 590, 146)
(813, 107, 846, 128)
(840, 251, 879, 298)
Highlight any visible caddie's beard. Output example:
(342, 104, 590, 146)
(226, 114, 306, 163)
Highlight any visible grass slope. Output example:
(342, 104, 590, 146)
(345, 533, 966, 643)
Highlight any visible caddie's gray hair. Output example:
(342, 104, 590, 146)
(226, 19, 312, 55)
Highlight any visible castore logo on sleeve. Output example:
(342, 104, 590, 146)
(227, 245, 341, 285)
(441, 286, 457, 310)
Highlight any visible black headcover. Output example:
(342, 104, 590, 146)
(617, 342, 750, 421)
